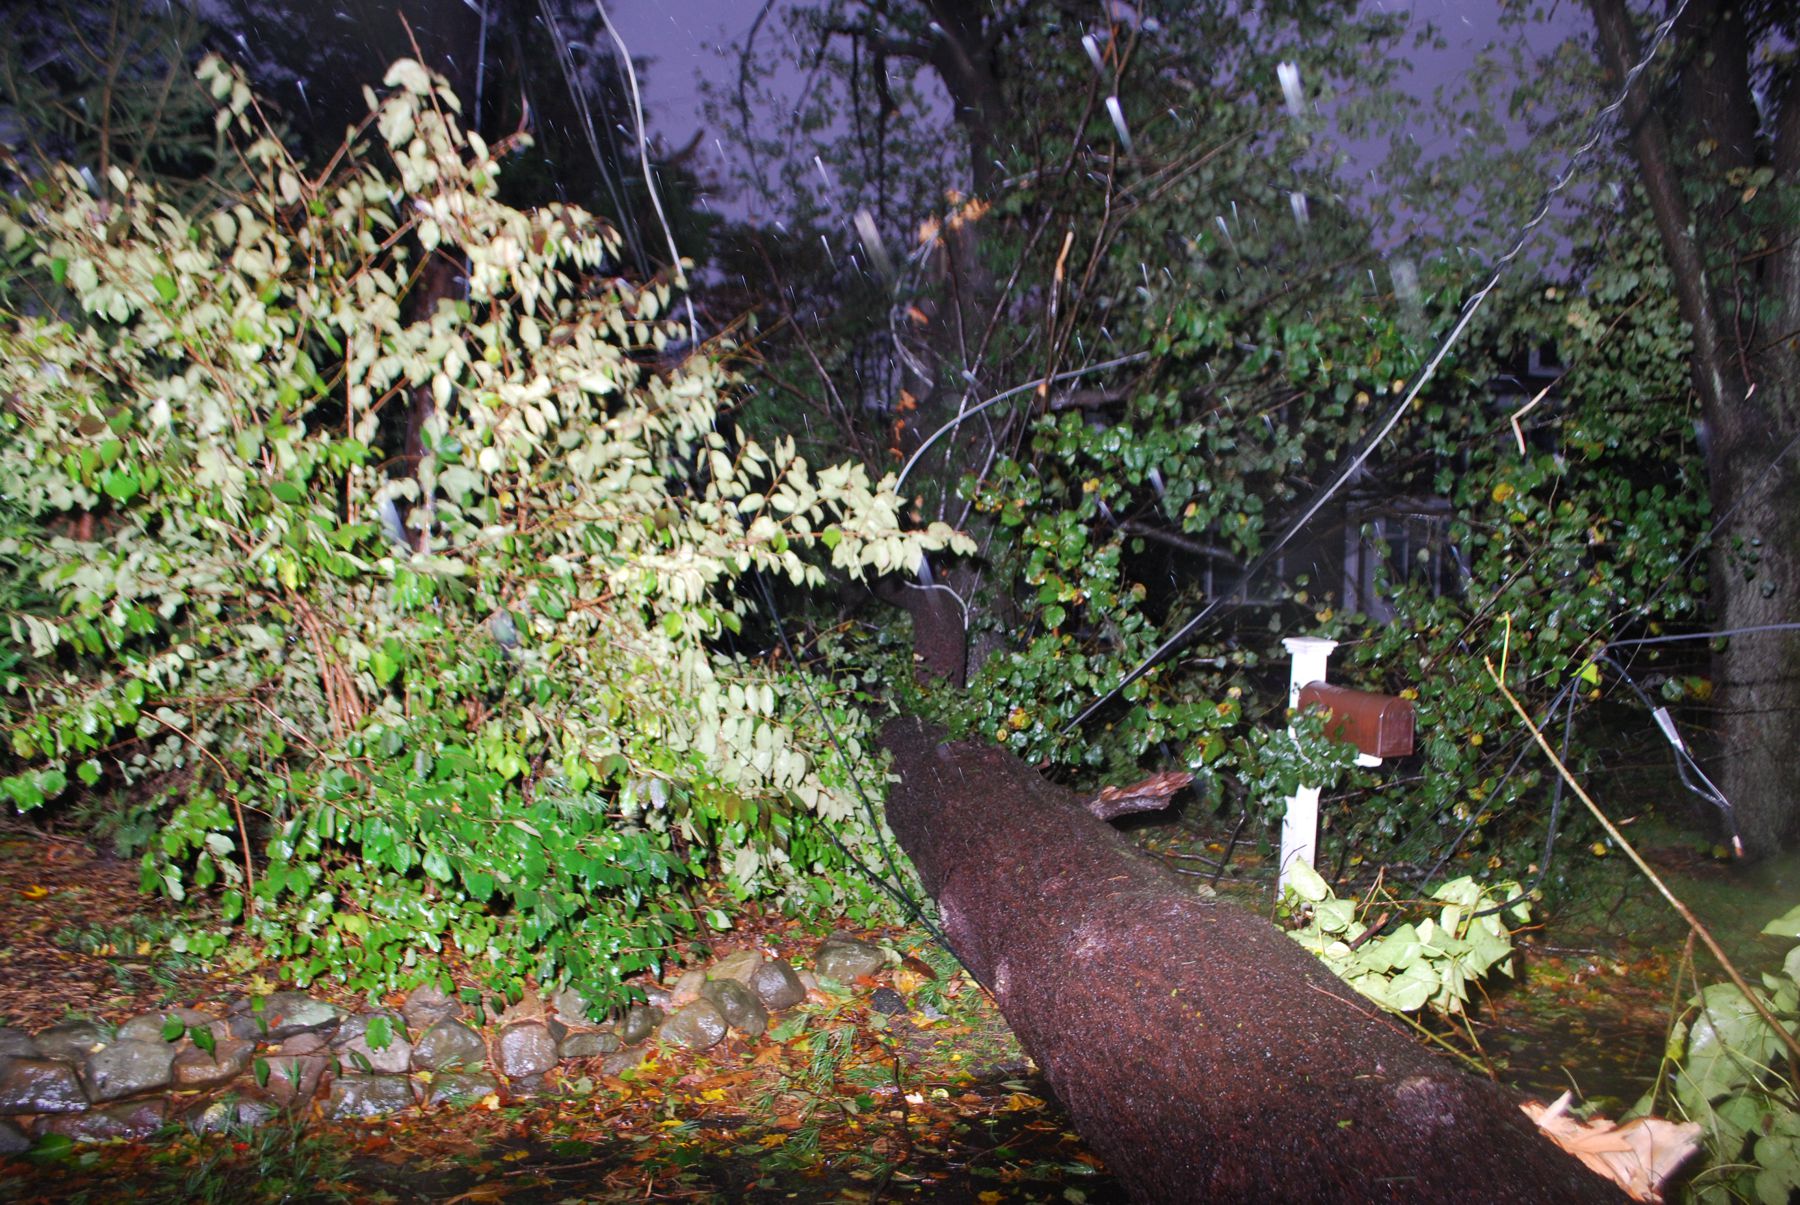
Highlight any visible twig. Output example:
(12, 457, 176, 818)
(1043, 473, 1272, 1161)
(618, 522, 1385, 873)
(144, 711, 256, 915)
(1483, 650, 1800, 1080)
(1210, 810, 1249, 889)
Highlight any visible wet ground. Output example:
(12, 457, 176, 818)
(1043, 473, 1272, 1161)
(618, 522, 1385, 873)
(3, 817, 1794, 1201)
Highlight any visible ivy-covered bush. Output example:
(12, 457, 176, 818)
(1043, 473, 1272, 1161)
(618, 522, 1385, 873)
(1282, 861, 1527, 1017)
(0, 57, 966, 1004)
(1642, 906, 1800, 1203)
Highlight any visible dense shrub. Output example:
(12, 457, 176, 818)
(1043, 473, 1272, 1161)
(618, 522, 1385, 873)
(0, 57, 965, 1005)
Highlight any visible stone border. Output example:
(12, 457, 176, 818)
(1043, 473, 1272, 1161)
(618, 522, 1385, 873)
(0, 932, 893, 1154)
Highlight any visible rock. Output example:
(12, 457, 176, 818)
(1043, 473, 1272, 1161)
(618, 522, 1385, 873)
(546, 986, 593, 1026)
(0, 1117, 28, 1155)
(250, 992, 344, 1041)
(640, 985, 673, 1010)
(700, 979, 769, 1038)
(82, 1040, 174, 1102)
(660, 1001, 727, 1050)
(327, 1073, 418, 1119)
(492, 993, 548, 1028)
(185, 1090, 282, 1134)
(32, 1019, 110, 1063)
(424, 1070, 500, 1107)
(496, 1022, 558, 1079)
(798, 970, 819, 994)
(814, 933, 887, 983)
(272, 1031, 329, 1057)
(708, 950, 763, 986)
(39, 1097, 165, 1143)
(558, 1031, 621, 1060)
(171, 1037, 255, 1089)
(0, 1058, 87, 1114)
(0, 1028, 39, 1059)
(749, 959, 807, 1010)
(410, 1020, 487, 1072)
(619, 1005, 662, 1046)
(257, 1053, 328, 1108)
(599, 1047, 646, 1077)
(332, 1011, 413, 1075)
(401, 983, 463, 1030)
(115, 1007, 214, 1046)
(870, 987, 908, 1016)
(669, 969, 706, 1007)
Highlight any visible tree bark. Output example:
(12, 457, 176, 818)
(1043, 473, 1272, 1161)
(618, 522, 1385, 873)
(1589, 0, 1800, 856)
(880, 717, 1622, 1203)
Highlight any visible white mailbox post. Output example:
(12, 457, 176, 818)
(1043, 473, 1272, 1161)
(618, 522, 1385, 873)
(1275, 637, 1415, 897)
(1278, 636, 1336, 896)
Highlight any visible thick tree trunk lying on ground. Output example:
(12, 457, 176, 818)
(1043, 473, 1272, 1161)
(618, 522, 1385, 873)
(880, 718, 1621, 1203)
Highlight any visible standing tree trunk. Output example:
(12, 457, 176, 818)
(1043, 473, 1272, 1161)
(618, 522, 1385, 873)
(1588, 0, 1800, 856)
(880, 718, 1622, 1202)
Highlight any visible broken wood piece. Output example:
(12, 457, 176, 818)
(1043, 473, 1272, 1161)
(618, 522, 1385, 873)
(1085, 769, 1194, 820)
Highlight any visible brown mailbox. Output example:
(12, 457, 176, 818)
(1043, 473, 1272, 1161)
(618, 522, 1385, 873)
(1296, 681, 1415, 759)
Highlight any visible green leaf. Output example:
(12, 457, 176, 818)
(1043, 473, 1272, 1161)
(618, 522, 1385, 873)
(1761, 904, 1800, 939)
(253, 1057, 270, 1088)
(26, 1132, 75, 1164)
(370, 648, 400, 686)
(101, 470, 141, 503)
(270, 480, 304, 505)
(152, 273, 178, 303)
(3, 773, 46, 810)
(1281, 860, 1330, 904)
(161, 1015, 185, 1042)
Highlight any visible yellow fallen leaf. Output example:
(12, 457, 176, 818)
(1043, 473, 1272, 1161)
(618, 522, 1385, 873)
(19, 885, 47, 899)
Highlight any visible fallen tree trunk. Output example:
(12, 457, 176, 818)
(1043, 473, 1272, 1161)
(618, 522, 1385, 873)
(880, 718, 1621, 1203)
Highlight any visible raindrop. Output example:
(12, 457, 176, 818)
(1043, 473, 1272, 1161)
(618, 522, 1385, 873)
(1105, 96, 1133, 153)
(1289, 191, 1310, 228)
(1082, 33, 1104, 75)
(1276, 62, 1305, 118)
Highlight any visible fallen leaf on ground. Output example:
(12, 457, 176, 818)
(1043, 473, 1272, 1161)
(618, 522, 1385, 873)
(1522, 1092, 1701, 1202)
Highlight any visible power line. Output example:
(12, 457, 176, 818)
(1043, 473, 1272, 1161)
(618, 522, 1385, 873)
(751, 569, 968, 970)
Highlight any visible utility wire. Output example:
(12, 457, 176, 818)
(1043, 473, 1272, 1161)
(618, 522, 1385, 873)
(1061, 0, 1694, 738)
(751, 569, 968, 970)
(595, 0, 700, 345)
(1607, 621, 1800, 648)
(894, 352, 1151, 496)
(540, 0, 646, 276)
